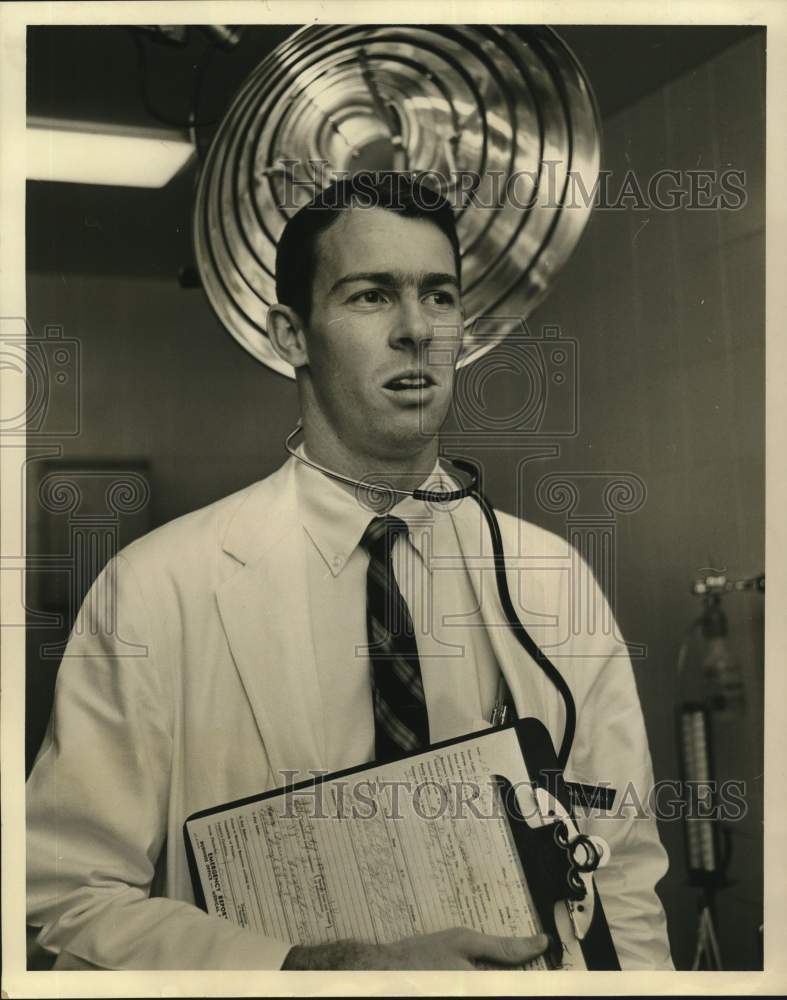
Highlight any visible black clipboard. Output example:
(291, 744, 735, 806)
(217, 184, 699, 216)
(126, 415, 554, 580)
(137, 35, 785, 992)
(184, 717, 619, 970)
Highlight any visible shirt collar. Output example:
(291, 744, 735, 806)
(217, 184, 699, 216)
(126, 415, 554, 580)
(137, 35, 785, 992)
(293, 445, 459, 577)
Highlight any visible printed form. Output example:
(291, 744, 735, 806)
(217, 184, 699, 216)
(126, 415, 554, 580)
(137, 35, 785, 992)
(185, 726, 584, 968)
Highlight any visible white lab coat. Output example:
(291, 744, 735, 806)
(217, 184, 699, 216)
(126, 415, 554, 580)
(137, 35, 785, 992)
(27, 457, 674, 970)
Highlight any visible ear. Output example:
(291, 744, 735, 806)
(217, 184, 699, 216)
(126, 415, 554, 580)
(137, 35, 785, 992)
(267, 304, 310, 370)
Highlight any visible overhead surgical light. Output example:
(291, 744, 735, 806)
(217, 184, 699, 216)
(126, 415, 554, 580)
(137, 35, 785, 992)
(193, 25, 601, 377)
(26, 116, 195, 188)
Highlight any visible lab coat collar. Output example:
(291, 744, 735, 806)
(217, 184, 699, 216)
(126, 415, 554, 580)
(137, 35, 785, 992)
(219, 457, 297, 567)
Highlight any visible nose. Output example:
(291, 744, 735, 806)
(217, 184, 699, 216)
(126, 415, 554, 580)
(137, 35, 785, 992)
(389, 293, 433, 351)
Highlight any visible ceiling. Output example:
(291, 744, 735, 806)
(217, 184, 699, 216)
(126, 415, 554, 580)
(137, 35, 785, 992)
(26, 24, 762, 278)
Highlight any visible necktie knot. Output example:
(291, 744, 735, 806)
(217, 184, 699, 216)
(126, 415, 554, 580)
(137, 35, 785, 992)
(360, 515, 408, 557)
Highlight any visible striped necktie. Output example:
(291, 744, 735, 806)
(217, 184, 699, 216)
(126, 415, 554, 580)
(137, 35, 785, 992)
(360, 515, 430, 762)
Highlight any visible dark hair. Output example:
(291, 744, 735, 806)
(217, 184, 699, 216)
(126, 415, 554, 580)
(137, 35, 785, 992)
(274, 173, 462, 324)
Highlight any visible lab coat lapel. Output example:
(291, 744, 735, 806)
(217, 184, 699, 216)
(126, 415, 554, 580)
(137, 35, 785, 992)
(216, 460, 327, 784)
(450, 497, 552, 725)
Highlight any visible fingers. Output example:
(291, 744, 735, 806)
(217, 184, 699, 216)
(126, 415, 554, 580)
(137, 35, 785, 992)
(457, 928, 550, 966)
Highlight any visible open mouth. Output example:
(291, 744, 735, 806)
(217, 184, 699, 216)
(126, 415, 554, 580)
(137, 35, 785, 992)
(383, 371, 436, 391)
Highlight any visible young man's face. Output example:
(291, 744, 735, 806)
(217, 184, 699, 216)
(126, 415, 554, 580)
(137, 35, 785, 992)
(303, 206, 464, 462)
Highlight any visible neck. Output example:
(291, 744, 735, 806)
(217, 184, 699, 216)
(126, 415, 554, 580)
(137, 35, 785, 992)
(299, 423, 439, 508)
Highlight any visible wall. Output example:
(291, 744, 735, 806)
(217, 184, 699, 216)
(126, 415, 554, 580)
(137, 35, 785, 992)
(25, 273, 300, 525)
(25, 31, 764, 969)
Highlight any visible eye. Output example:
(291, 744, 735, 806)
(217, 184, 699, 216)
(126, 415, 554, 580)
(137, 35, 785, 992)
(350, 289, 390, 305)
(423, 290, 457, 307)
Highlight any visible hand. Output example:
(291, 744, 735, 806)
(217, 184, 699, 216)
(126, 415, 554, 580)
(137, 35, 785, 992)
(281, 927, 550, 970)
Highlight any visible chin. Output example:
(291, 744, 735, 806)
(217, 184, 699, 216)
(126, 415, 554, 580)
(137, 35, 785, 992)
(368, 419, 441, 461)
(352, 396, 448, 458)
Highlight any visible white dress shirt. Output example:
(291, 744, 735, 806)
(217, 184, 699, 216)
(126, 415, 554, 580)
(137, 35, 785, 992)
(294, 447, 502, 771)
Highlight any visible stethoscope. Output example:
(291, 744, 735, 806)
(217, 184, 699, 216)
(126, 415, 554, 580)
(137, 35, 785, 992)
(285, 422, 577, 771)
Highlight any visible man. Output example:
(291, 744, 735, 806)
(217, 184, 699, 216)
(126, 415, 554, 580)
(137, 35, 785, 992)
(26, 175, 673, 970)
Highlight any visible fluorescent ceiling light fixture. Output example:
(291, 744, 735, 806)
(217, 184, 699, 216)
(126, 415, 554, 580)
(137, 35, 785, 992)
(27, 117, 195, 188)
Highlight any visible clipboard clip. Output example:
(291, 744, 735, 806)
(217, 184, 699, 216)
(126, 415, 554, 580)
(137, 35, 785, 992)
(489, 695, 611, 941)
(495, 772, 612, 966)
(533, 786, 610, 941)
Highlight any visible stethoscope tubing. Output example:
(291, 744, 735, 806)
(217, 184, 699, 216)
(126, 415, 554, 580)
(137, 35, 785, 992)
(469, 480, 577, 771)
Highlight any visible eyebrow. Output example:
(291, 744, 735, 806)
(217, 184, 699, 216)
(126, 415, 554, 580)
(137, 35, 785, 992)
(328, 271, 460, 295)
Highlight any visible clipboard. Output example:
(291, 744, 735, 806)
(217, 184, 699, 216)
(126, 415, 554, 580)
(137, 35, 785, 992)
(184, 717, 620, 970)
